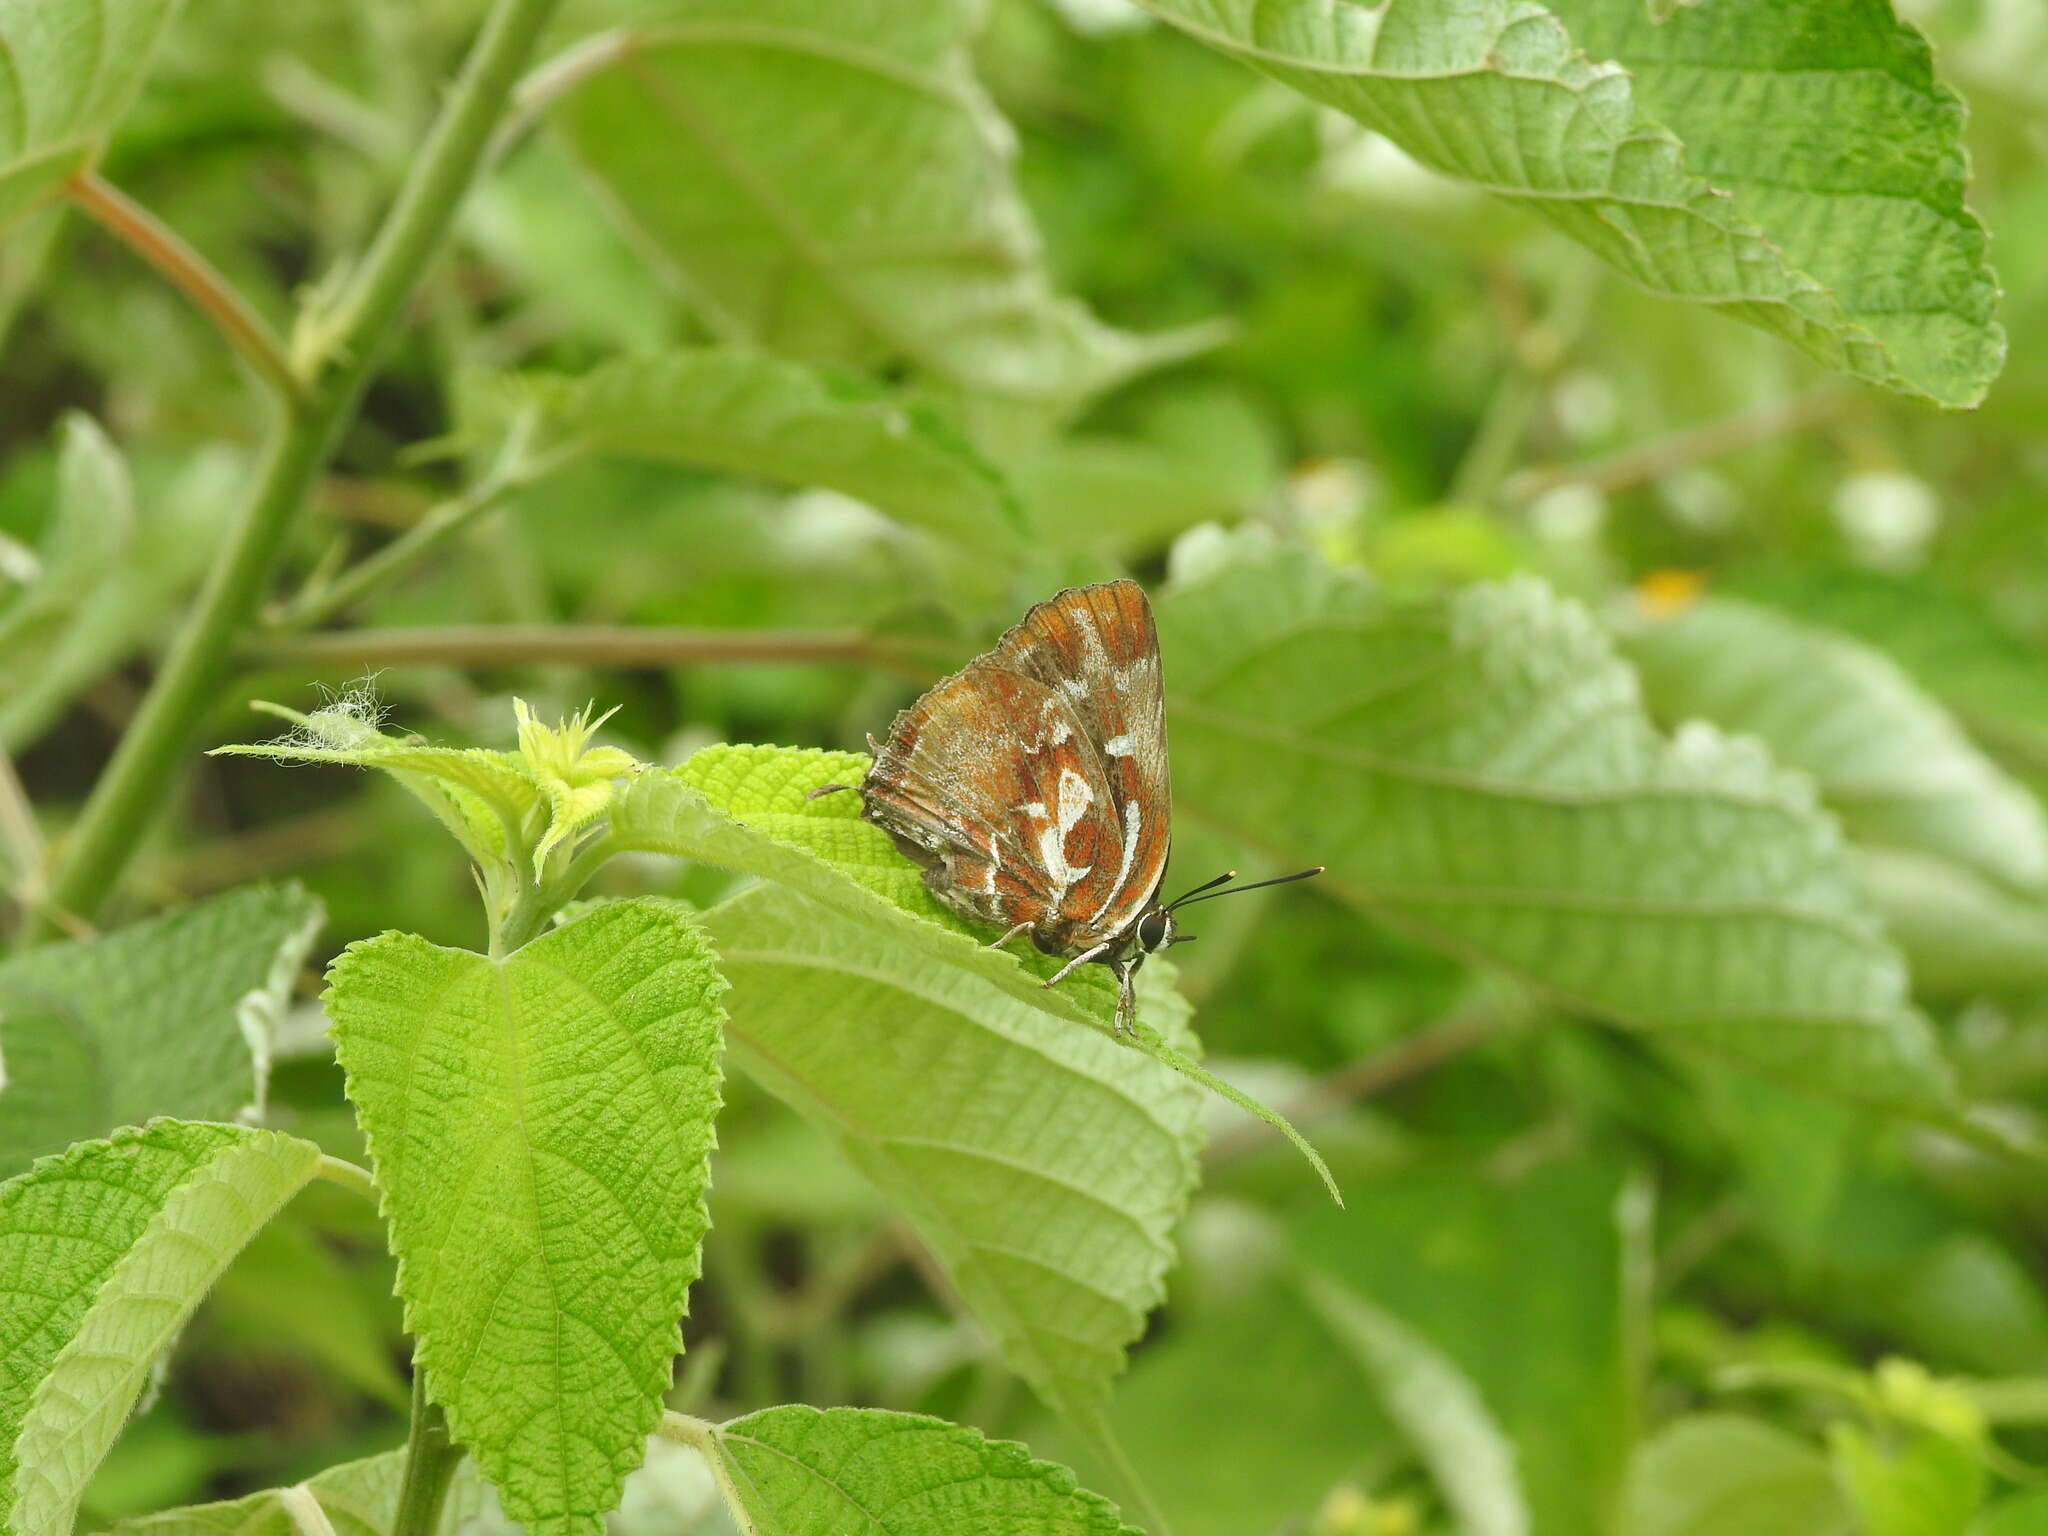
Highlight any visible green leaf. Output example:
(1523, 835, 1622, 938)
(700, 878, 1203, 1430)
(323, 898, 727, 1536)
(1851, 848, 2048, 996)
(1625, 596, 2048, 897)
(92, 1437, 732, 1536)
(0, 415, 133, 678)
(1038, 1274, 1395, 1536)
(1300, 1269, 1529, 1536)
(548, 2, 1214, 430)
(89, 1450, 499, 1536)
(1134, 0, 2001, 406)
(1976, 1489, 2048, 1536)
(1157, 531, 1950, 1111)
(1295, 1158, 1630, 1536)
(692, 1406, 1137, 1534)
(0, 0, 187, 232)
(0, 1120, 324, 1536)
(611, 745, 1339, 1203)
(468, 350, 1024, 550)
(1623, 1415, 1851, 1536)
(0, 885, 324, 1177)
(1831, 1424, 1985, 1536)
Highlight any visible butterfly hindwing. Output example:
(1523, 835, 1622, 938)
(860, 579, 1171, 957)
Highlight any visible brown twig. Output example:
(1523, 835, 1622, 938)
(1204, 1005, 1507, 1167)
(1502, 385, 1850, 504)
(248, 623, 959, 677)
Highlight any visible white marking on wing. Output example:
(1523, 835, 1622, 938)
(1022, 767, 1094, 900)
(1088, 801, 1143, 926)
(1102, 733, 1132, 757)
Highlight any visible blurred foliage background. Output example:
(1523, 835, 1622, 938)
(5, 0, 2048, 1532)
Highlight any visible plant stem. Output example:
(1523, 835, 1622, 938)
(252, 624, 956, 676)
(65, 172, 300, 402)
(391, 1367, 461, 1536)
(314, 1154, 380, 1203)
(39, 0, 564, 933)
(657, 1414, 761, 1536)
(1501, 384, 1848, 504)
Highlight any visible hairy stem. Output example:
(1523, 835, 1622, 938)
(391, 1368, 461, 1536)
(65, 172, 299, 402)
(657, 1414, 761, 1536)
(39, 0, 564, 932)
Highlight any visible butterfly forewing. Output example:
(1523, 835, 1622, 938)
(861, 579, 1172, 959)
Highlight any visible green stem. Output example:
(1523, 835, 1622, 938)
(313, 1154, 380, 1203)
(39, 0, 563, 934)
(391, 1368, 462, 1536)
(1073, 1408, 1176, 1536)
(657, 1414, 761, 1536)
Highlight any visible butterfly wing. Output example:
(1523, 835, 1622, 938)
(861, 662, 1126, 952)
(990, 579, 1172, 942)
(860, 579, 1171, 958)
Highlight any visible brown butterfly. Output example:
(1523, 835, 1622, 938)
(816, 578, 1320, 1033)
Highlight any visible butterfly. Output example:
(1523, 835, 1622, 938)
(815, 578, 1320, 1034)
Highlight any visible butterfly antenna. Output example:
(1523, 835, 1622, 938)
(1170, 866, 1324, 909)
(1163, 870, 1238, 909)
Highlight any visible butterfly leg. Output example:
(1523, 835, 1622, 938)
(985, 921, 1033, 949)
(1113, 964, 1139, 1038)
(1044, 943, 1111, 989)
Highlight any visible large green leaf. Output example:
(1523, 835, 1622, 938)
(1157, 531, 1950, 1111)
(1135, 0, 2001, 406)
(1625, 595, 2048, 996)
(323, 899, 728, 1536)
(548, 1, 1208, 427)
(694, 1406, 1136, 1535)
(0, 0, 188, 231)
(1622, 1415, 1851, 1536)
(0, 1121, 323, 1536)
(0, 885, 324, 1177)
(467, 350, 1024, 551)
(1625, 596, 2048, 896)
(701, 879, 1204, 1432)
(610, 744, 1339, 1198)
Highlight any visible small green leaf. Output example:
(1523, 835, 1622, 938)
(1300, 1269, 1529, 1536)
(1295, 1158, 1631, 1536)
(467, 350, 1024, 549)
(90, 1449, 502, 1536)
(550, 2, 1214, 430)
(693, 1406, 1138, 1534)
(323, 899, 727, 1536)
(0, 415, 133, 676)
(0, 885, 324, 1176)
(1830, 1423, 1985, 1536)
(0, 1120, 324, 1536)
(0, 1, 187, 232)
(1623, 1414, 1851, 1536)
(1136, 0, 2001, 405)
(1158, 531, 1951, 1111)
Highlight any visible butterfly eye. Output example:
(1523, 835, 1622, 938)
(1136, 909, 1174, 951)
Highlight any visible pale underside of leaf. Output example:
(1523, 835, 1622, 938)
(1133, 0, 2001, 405)
(1157, 533, 1950, 1111)
(466, 350, 1024, 550)
(0, 885, 325, 1177)
(702, 878, 1205, 1429)
(547, 1, 1207, 418)
(323, 899, 727, 1536)
(0, 1121, 323, 1536)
